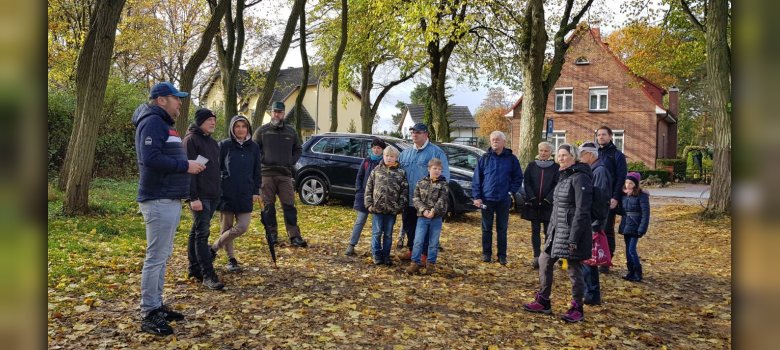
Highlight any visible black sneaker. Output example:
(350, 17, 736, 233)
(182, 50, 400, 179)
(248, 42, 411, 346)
(226, 258, 241, 272)
(499, 257, 508, 266)
(482, 254, 492, 263)
(202, 274, 224, 290)
(345, 245, 356, 256)
(290, 236, 308, 248)
(141, 309, 173, 336)
(159, 305, 184, 322)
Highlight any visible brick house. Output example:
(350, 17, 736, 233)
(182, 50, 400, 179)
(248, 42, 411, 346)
(508, 26, 679, 169)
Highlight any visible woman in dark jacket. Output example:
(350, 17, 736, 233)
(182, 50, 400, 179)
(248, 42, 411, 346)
(211, 115, 261, 272)
(618, 172, 650, 282)
(521, 141, 560, 269)
(345, 138, 387, 256)
(523, 143, 592, 323)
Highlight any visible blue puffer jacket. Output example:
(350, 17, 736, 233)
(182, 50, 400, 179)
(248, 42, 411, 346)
(353, 155, 382, 212)
(618, 191, 650, 237)
(472, 148, 523, 202)
(132, 104, 190, 202)
(399, 141, 450, 205)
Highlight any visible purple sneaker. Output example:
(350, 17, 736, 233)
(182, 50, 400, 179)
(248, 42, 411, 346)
(522, 293, 552, 314)
(561, 300, 584, 323)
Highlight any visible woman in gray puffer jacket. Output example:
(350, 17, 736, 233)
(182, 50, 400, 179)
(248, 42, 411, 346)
(523, 143, 592, 323)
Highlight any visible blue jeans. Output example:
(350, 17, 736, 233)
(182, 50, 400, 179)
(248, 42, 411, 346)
(371, 214, 396, 261)
(139, 199, 182, 317)
(349, 210, 370, 246)
(624, 235, 641, 267)
(412, 217, 443, 264)
(188, 198, 217, 278)
(481, 197, 511, 259)
(582, 264, 601, 302)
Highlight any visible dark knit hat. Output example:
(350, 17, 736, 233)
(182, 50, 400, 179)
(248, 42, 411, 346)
(370, 138, 387, 149)
(627, 172, 641, 186)
(195, 108, 216, 126)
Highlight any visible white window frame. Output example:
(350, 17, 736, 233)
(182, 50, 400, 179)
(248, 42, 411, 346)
(555, 88, 573, 112)
(543, 130, 567, 150)
(589, 87, 609, 111)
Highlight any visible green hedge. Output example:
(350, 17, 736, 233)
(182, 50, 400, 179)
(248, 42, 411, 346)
(656, 158, 686, 181)
(638, 170, 672, 184)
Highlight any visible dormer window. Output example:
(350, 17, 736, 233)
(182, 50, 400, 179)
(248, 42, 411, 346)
(575, 57, 590, 65)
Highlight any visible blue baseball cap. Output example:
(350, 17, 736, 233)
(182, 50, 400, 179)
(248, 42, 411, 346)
(409, 123, 428, 132)
(150, 82, 189, 99)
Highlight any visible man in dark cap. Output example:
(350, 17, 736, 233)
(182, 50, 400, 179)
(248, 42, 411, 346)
(183, 108, 224, 290)
(398, 123, 449, 262)
(252, 101, 308, 247)
(132, 82, 205, 336)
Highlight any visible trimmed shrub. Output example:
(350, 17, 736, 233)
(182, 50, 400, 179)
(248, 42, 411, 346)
(656, 158, 686, 182)
(627, 161, 649, 172)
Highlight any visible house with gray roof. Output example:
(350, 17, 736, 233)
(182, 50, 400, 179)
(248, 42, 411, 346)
(398, 104, 479, 145)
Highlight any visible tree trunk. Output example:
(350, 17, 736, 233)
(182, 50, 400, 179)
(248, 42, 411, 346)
(252, 0, 306, 127)
(330, 0, 348, 132)
(215, 0, 246, 131)
(293, 9, 309, 140)
(359, 62, 374, 134)
(62, 0, 126, 215)
(704, 0, 731, 215)
(178, 0, 229, 136)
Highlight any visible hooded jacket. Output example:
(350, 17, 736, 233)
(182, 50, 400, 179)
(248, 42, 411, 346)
(218, 115, 261, 213)
(183, 123, 221, 200)
(252, 120, 302, 177)
(472, 147, 523, 202)
(598, 141, 627, 201)
(132, 103, 190, 202)
(364, 161, 408, 215)
(353, 155, 382, 212)
(619, 191, 650, 236)
(413, 175, 450, 217)
(544, 162, 593, 260)
(522, 159, 560, 221)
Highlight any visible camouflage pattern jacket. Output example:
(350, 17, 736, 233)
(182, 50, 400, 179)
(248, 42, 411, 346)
(413, 176, 449, 217)
(364, 162, 408, 215)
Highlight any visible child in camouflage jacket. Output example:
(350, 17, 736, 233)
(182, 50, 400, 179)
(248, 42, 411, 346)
(407, 158, 449, 274)
(365, 146, 408, 265)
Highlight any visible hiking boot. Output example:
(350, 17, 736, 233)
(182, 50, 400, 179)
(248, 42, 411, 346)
(345, 244, 356, 256)
(373, 257, 383, 265)
(499, 256, 508, 266)
(399, 250, 412, 261)
(622, 263, 636, 281)
(202, 274, 224, 290)
(406, 263, 422, 275)
(482, 254, 492, 263)
(561, 300, 585, 323)
(425, 263, 436, 275)
(141, 309, 173, 336)
(522, 293, 552, 314)
(532, 257, 540, 270)
(290, 236, 308, 248)
(159, 304, 184, 322)
(599, 266, 610, 274)
(187, 271, 203, 283)
(634, 264, 643, 282)
(226, 258, 241, 272)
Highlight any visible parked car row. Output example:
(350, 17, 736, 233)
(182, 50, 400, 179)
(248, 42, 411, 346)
(293, 133, 486, 216)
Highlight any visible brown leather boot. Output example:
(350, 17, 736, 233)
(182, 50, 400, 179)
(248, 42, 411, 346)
(406, 263, 422, 275)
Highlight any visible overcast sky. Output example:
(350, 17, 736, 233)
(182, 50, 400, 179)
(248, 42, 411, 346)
(257, 0, 632, 133)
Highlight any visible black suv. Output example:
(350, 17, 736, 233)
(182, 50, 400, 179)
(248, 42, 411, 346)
(294, 133, 477, 215)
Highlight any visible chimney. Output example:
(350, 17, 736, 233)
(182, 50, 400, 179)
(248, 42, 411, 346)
(592, 27, 601, 40)
(668, 86, 680, 117)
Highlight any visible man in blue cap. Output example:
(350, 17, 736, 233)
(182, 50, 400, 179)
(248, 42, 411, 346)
(132, 82, 205, 335)
(398, 123, 449, 262)
(252, 101, 308, 248)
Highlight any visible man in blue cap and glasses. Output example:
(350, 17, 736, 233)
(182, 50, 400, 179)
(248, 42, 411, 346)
(132, 82, 205, 336)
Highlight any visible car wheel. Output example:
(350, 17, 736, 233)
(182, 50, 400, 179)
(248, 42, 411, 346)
(298, 175, 328, 205)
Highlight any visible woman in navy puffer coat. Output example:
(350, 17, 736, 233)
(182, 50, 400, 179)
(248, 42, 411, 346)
(618, 172, 650, 282)
(211, 115, 261, 272)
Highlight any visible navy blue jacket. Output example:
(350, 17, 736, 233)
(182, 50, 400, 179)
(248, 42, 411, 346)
(598, 141, 627, 201)
(183, 123, 221, 200)
(472, 148, 523, 202)
(590, 159, 613, 232)
(132, 104, 190, 202)
(353, 156, 382, 212)
(619, 191, 650, 236)
(218, 115, 261, 213)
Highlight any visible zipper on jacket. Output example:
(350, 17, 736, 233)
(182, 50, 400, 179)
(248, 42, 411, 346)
(539, 169, 544, 200)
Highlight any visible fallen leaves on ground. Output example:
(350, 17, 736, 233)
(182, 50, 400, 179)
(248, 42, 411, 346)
(48, 185, 731, 349)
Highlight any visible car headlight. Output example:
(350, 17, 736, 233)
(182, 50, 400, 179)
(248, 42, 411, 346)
(452, 179, 472, 191)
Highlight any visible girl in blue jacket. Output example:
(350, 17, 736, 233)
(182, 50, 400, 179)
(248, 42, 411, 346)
(345, 138, 387, 256)
(618, 172, 650, 282)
